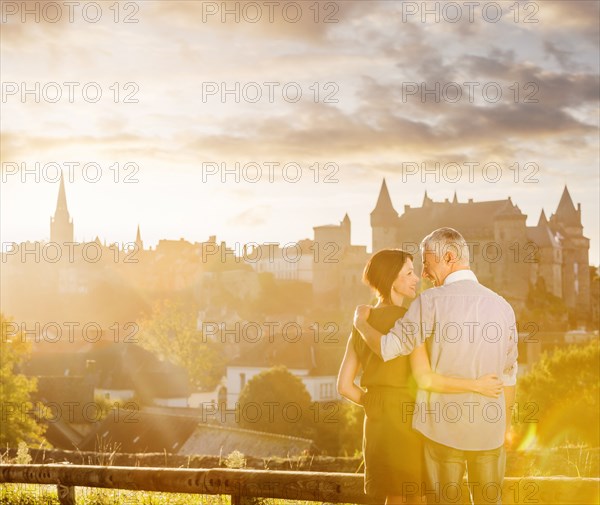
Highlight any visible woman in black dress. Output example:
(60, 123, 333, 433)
(337, 249, 502, 505)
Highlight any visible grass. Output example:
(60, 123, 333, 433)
(1, 485, 236, 505)
(0, 485, 359, 505)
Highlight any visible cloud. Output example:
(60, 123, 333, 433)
(227, 204, 271, 227)
(461, 52, 600, 109)
(144, 0, 370, 43)
(538, 1, 600, 38)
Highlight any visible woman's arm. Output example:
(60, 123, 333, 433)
(336, 334, 365, 406)
(409, 344, 503, 397)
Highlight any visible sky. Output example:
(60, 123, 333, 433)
(1, 0, 599, 263)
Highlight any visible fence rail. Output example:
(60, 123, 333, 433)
(1, 464, 599, 505)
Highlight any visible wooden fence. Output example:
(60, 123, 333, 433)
(1, 464, 598, 504)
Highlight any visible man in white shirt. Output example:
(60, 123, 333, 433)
(354, 227, 518, 505)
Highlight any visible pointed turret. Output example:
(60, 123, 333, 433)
(452, 191, 458, 204)
(530, 208, 559, 248)
(50, 171, 74, 243)
(370, 179, 398, 226)
(553, 186, 581, 226)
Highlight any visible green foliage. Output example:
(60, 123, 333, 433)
(138, 300, 226, 391)
(223, 450, 246, 468)
(0, 313, 45, 447)
(237, 367, 365, 455)
(516, 338, 600, 447)
(338, 401, 365, 456)
(0, 485, 281, 504)
(15, 442, 32, 465)
(237, 365, 314, 438)
(311, 400, 364, 456)
(92, 395, 116, 421)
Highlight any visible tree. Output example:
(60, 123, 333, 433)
(311, 400, 364, 456)
(515, 338, 599, 447)
(138, 300, 226, 391)
(237, 365, 314, 438)
(0, 313, 45, 446)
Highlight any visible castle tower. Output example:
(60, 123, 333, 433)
(50, 172, 74, 244)
(492, 198, 528, 301)
(533, 209, 563, 298)
(551, 186, 583, 236)
(341, 213, 351, 247)
(549, 186, 590, 317)
(370, 179, 399, 252)
(422, 190, 433, 207)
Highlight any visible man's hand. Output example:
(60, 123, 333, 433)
(353, 304, 372, 329)
(353, 305, 384, 358)
(504, 425, 515, 449)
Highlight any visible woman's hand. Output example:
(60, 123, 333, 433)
(473, 374, 503, 398)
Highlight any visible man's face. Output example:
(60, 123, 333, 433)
(421, 250, 450, 287)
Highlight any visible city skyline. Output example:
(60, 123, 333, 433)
(2, 1, 599, 261)
(4, 172, 596, 268)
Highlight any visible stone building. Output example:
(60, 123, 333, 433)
(370, 179, 590, 316)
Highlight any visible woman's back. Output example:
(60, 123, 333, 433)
(351, 304, 415, 391)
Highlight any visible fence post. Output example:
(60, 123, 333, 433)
(57, 484, 76, 505)
(231, 495, 254, 505)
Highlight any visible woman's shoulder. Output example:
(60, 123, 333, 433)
(370, 304, 407, 318)
(368, 305, 407, 332)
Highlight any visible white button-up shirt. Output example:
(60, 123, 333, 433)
(380, 269, 518, 450)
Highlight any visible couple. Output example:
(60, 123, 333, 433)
(337, 227, 518, 505)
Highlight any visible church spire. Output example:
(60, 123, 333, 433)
(452, 191, 458, 204)
(537, 209, 548, 227)
(50, 172, 74, 243)
(135, 224, 143, 250)
(371, 179, 398, 226)
(55, 171, 70, 217)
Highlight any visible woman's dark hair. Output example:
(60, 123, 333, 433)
(362, 249, 413, 303)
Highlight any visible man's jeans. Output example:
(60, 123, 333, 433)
(423, 437, 506, 505)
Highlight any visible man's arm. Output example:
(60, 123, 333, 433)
(353, 305, 384, 357)
(504, 385, 516, 445)
(410, 344, 503, 397)
(502, 309, 519, 445)
(354, 297, 427, 361)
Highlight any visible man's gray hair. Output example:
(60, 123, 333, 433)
(420, 227, 470, 266)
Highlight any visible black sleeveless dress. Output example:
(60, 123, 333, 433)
(351, 305, 424, 498)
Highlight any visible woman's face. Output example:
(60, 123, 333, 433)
(391, 258, 419, 299)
